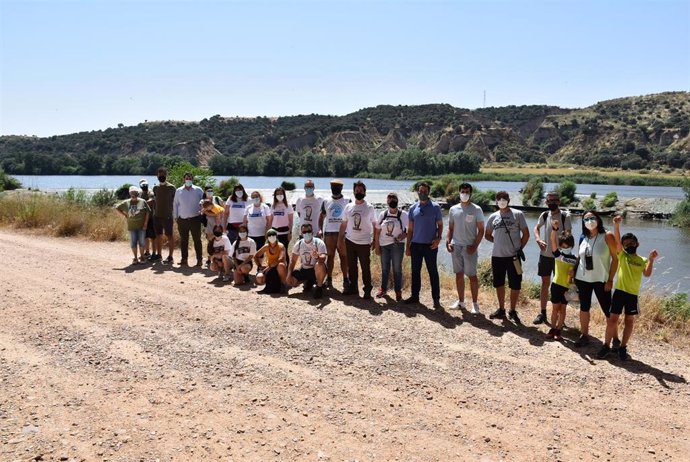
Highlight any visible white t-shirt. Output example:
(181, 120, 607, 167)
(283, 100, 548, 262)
(244, 203, 272, 237)
(271, 202, 293, 231)
(211, 235, 233, 256)
(343, 201, 377, 245)
(377, 209, 409, 246)
(321, 196, 351, 233)
(233, 238, 257, 262)
(296, 196, 323, 235)
(226, 199, 248, 224)
(292, 237, 327, 269)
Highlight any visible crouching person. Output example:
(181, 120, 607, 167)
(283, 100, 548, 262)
(233, 224, 256, 285)
(287, 224, 328, 299)
(209, 225, 234, 282)
(254, 229, 288, 294)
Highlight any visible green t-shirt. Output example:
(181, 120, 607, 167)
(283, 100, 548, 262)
(117, 199, 151, 231)
(615, 251, 647, 296)
(553, 249, 577, 288)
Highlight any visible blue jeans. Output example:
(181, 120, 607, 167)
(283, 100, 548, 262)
(129, 229, 145, 248)
(380, 242, 405, 292)
(410, 242, 440, 301)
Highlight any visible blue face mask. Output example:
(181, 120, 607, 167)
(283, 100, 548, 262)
(305, 188, 314, 196)
(303, 232, 313, 242)
(184, 180, 193, 187)
(253, 197, 261, 206)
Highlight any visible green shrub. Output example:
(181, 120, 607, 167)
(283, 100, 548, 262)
(590, 192, 597, 199)
(281, 180, 296, 191)
(217, 177, 240, 199)
(167, 161, 215, 188)
(63, 187, 88, 205)
(601, 191, 618, 208)
(91, 188, 118, 207)
(477, 258, 493, 288)
(0, 169, 21, 192)
(556, 180, 577, 206)
(521, 178, 544, 206)
(523, 280, 541, 300)
(581, 198, 596, 211)
(115, 183, 133, 200)
(661, 293, 690, 322)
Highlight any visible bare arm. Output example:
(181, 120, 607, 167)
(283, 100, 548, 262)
(484, 224, 494, 243)
(446, 220, 454, 252)
(605, 232, 619, 289)
(468, 221, 484, 255)
(643, 250, 658, 277)
(534, 219, 546, 252)
(612, 215, 623, 253)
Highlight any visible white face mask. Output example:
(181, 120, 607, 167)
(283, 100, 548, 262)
(239, 232, 248, 239)
(460, 193, 470, 203)
(276, 194, 284, 202)
(585, 219, 598, 231)
(303, 232, 313, 242)
(235, 190, 244, 199)
(497, 199, 509, 209)
(267, 235, 278, 244)
(253, 197, 261, 206)
(184, 180, 193, 187)
(560, 246, 573, 254)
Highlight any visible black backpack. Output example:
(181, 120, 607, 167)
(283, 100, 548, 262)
(379, 210, 406, 233)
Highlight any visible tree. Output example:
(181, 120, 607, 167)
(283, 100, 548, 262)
(167, 161, 215, 188)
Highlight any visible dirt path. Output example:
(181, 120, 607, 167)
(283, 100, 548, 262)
(1, 230, 688, 461)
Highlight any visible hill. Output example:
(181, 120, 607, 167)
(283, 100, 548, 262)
(1, 91, 688, 176)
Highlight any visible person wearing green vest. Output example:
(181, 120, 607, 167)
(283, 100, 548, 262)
(597, 215, 658, 361)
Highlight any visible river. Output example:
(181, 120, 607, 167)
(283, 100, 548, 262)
(13, 175, 690, 295)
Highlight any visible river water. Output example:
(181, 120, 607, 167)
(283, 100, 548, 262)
(13, 175, 690, 295)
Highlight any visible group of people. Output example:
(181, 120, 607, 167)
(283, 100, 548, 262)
(116, 170, 658, 361)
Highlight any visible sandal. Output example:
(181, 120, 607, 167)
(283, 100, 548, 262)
(132, 258, 140, 265)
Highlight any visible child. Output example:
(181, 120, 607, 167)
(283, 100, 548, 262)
(233, 224, 257, 285)
(253, 229, 288, 294)
(201, 199, 225, 267)
(545, 219, 577, 340)
(209, 225, 234, 282)
(597, 215, 658, 360)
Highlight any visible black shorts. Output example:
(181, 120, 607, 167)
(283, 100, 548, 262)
(611, 290, 639, 316)
(235, 259, 253, 270)
(550, 283, 569, 305)
(491, 256, 522, 290)
(153, 217, 174, 236)
(538, 255, 555, 277)
(574, 279, 611, 316)
(291, 267, 316, 283)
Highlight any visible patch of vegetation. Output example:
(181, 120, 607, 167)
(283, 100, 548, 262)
(521, 178, 544, 206)
(671, 179, 690, 228)
(0, 168, 21, 191)
(601, 191, 618, 208)
(281, 181, 296, 191)
(555, 180, 577, 206)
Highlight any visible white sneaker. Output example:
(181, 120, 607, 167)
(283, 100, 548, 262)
(449, 300, 466, 310)
(471, 302, 481, 314)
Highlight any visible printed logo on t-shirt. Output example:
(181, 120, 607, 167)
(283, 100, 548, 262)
(128, 203, 138, 217)
(232, 204, 244, 209)
(274, 210, 285, 217)
(328, 202, 344, 223)
(385, 220, 395, 237)
(301, 252, 313, 266)
(304, 206, 313, 221)
(237, 245, 250, 255)
(352, 212, 362, 231)
(249, 212, 263, 218)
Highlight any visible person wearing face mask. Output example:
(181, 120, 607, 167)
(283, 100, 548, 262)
(573, 210, 619, 348)
(597, 215, 657, 361)
(296, 179, 324, 237)
(254, 228, 288, 294)
(243, 191, 273, 249)
(139, 179, 156, 259)
(545, 220, 578, 340)
(115, 186, 151, 265)
(270, 186, 294, 264)
(446, 183, 485, 314)
(151, 167, 177, 263)
(405, 182, 444, 309)
(209, 225, 234, 282)
(319, 179, 351, 290)
(223, 184, 249, 243)
(232, 224, 257, 285)
(338, 181, 378, 299)
(484, 191, 530, 324)
(533, 192, 572, 325)
(287, 224, 328, 298)
(201, 199, 226, 267)
(373, 192, 408, 301)
(173, 172, 205, 267)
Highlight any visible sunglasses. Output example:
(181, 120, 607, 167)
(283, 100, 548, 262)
(583, 217, 597, 222)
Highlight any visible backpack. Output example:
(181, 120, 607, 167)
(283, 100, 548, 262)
(379, 210, 406, 233)
(540, 210, 566, 230)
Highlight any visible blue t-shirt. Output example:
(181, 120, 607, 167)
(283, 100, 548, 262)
(409, 200, 443, 244)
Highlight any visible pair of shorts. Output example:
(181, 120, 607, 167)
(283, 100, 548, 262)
(129, 229, 145, 248)
(550, 283, 569, 305)
(538, 255, 555, 277)
(451, 245, 478, 276)
(291, 267, 316, 283)
(235, 259, 253, 270)
(491, 256, 522, 290)
(153, 217, 174, 236)
(145, 219, 156, 239)
(611, 290, 639, 316)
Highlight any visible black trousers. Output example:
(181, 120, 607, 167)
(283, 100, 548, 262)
(177, 216, 203, 262)
(346, 239, 372, 292)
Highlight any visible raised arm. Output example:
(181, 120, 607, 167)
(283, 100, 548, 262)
(612, 215, 623, 253)
(643, 250, 658, 277)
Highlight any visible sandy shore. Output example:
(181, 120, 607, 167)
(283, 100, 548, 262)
(1, 230, 689, 461)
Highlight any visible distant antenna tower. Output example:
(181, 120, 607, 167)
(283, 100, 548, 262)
(483, 90, 486, 108)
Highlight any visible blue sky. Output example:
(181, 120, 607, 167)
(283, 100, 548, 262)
(1, 0, 688, 136)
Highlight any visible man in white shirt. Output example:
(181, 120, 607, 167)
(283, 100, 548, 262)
(338, 181, 377, 299)
(296, 179, 323, 236)
(172, 172, 204, 267)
